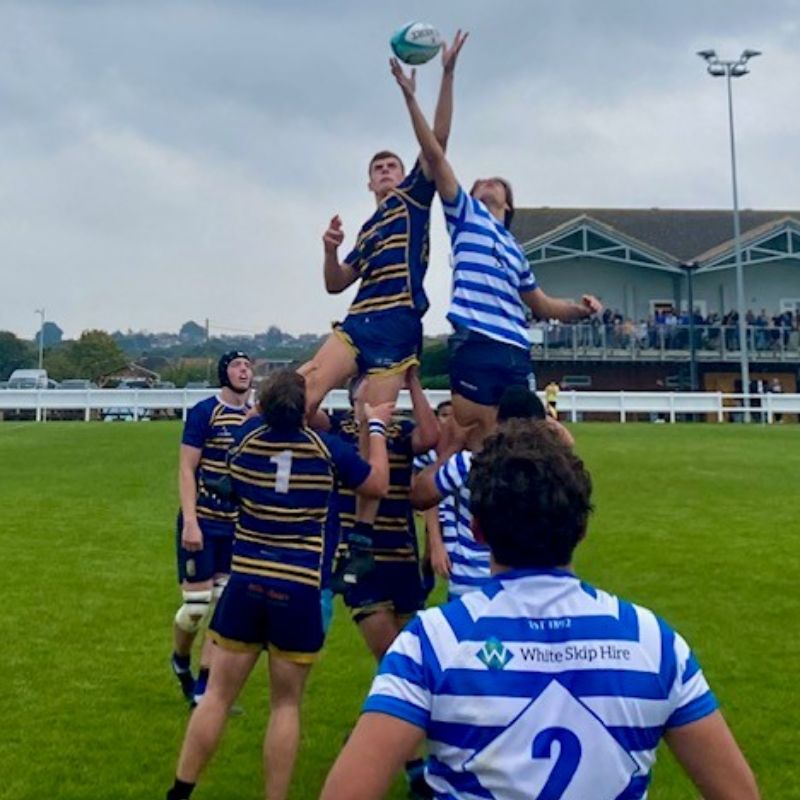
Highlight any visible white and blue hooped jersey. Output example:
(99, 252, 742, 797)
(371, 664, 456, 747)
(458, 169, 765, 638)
(414, 450, 458, 568)
(442, 186, 538, 351)
(434, 450, 491, 597)
(365, 570, 718, 800)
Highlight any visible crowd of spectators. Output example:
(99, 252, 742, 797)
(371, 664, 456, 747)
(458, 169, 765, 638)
(535, 306, 800, 353)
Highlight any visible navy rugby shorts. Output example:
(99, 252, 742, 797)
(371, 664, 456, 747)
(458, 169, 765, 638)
(334, 308, 422, 376)
(448, 326, 535, 406)
(176, 513, 233, 584)
(209, 573, 324, 663)
(344, 560, 424, 625)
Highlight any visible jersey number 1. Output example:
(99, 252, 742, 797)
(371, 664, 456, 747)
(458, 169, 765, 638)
(270, 450, 293, 494)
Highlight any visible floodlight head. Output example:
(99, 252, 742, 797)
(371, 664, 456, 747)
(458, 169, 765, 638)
(708, 64, 726, 77)
(697, 49, 717, 61)
(741, 49, 762, 61)
(731, 65, 749, 77)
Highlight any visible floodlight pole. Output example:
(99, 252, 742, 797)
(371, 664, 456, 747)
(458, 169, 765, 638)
(698, 48, 760, 421)
(35, 307, 45, 372)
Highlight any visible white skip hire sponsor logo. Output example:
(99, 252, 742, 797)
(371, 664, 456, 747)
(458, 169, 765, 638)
(519, 644, 632, 665)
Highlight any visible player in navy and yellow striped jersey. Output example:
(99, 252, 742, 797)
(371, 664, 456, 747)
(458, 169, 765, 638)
(167, 370, 392, 800)
(170, 351, 253, 707)
(327, 368, 438, 662)
(298, 33, 468, 423)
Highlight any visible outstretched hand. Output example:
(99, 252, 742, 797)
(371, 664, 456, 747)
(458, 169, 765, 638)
(441, 29, 469, 74)
(390, 57, 416, 99)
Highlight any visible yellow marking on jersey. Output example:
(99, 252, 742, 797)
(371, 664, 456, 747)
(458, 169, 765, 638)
(239, 511, 326, 527)
(233, 563, 319, 588)
(348, 293, 415, 315)
(198, 508, 237, 521)
(230, 463, 333, 491)
(199, 462, 228, 475)
(358, 206, 407, 241)
(242, 440, 328, 457)
(394, 184, 432, 211)
(237, 532, 323, 554)
(363, 268, 410, 288)
(236, 524, 323, 546)
(371, 233, 407, 252)
(234, 554, 319, 578)
(240, 498, 326, 520)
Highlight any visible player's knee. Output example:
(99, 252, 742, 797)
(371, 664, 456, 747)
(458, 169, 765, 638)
(212, 575, 229, 602)
(174, 589, 213, 633)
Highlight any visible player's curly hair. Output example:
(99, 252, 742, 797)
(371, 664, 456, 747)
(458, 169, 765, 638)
(469, 419, 593, 568)
(258, 369, 306, 430)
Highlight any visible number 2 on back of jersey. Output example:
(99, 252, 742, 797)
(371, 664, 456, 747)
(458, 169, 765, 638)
(270, 450, 293, 493)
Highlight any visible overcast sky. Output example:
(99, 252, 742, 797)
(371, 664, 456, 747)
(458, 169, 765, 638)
(2, 0, 800, 340)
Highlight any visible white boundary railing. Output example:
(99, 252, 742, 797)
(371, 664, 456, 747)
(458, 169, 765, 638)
(1, 388, 799, 424)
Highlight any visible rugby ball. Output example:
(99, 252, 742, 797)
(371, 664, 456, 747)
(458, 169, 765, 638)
(390, 22, 442, 65)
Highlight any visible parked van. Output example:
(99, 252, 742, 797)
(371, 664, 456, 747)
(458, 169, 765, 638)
(7, 369, 49, 389)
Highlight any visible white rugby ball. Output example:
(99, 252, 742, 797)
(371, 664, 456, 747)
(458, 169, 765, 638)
(390, 22, 442, 65)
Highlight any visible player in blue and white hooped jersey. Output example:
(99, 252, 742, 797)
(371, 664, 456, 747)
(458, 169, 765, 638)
(390, 58, 602, 444)
(170, 351, 253, 707)
(412, 387, 551, 601)
(322, 420, 759, 800)
(413, 400, 454, 598)
(167, 371, 393, 800)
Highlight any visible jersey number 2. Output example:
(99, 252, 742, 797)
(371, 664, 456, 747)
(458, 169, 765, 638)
(531, 727, 581, 800)
(270, 450, 293, 494)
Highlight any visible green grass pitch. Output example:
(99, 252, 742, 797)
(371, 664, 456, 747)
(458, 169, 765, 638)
(1, 421, 798, 799)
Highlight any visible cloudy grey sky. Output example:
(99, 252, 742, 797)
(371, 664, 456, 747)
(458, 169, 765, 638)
(2, 0, 799, 340)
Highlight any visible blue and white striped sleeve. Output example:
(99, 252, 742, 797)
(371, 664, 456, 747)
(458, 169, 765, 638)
(363, 617, 432, 730)
(441, 185, 469, 237)
(413, 448, 436, 473)
(518, 261, 538, 293)
(434, 451, 472, 498)
(665, 631, 719, 728)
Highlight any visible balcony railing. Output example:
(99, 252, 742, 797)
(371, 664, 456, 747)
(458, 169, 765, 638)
(530, 322, 800, 361)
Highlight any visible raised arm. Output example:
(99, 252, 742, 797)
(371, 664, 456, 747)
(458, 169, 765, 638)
(521, 287, 603, 323)
(428, 31, 469, 157)
(323, 214, 359, 294)
(406, 366, 439, 454)
(391, 59, 459, 204)
(353, 400, 395, 498)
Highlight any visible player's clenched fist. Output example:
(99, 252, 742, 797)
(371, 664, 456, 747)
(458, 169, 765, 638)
(323, 215, 345, 254)
(181, 517, 204, 552)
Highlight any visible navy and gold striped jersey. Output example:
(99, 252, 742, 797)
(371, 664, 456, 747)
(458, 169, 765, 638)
(330, 411, 418, 564)
(344, 160, 435, 318)
(228, 418, 371, 588)
(181, 396, 250, 535)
